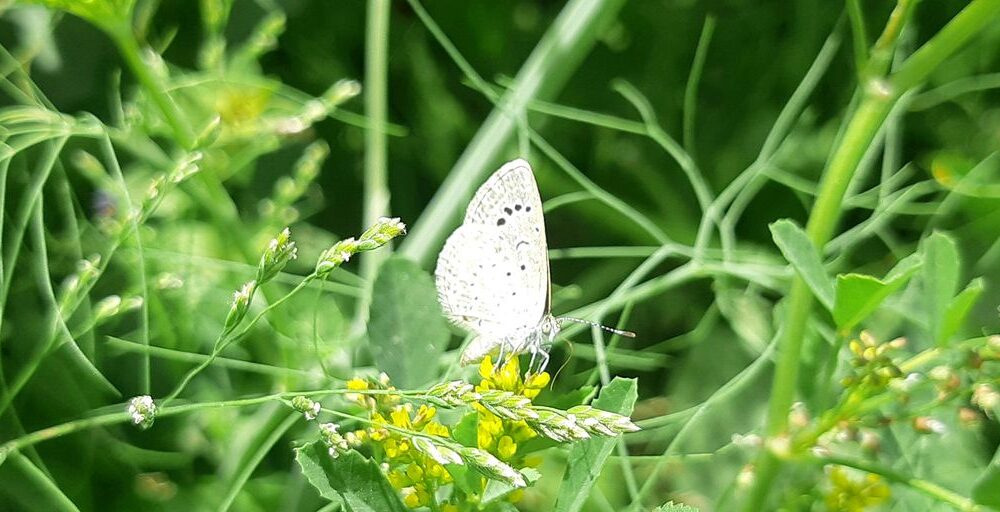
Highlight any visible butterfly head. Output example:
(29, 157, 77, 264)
(539, 314, 561, 343)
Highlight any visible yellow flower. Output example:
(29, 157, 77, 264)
(497, 436, 517, 460)
(472, 355, 551, 502)
(347, 374, 457, 509)
(346, 378, 369, 391)
(824, 466, 891, 511)
(476, 355, 551, 397)
(390, 405, 414, 430)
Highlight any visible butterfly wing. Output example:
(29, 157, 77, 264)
(435, 159, 550, 362)
(463, 159, 549, 318)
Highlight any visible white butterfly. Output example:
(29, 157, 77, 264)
(435, 159, 633, 373)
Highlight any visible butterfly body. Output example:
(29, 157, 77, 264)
(435, 159, 555, 371)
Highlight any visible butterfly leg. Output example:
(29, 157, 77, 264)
(496, 342, 508, 372)
(536, 349, 550, 375)
(526, 335, 550, 375)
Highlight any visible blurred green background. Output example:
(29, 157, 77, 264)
(0, 0, 999, 510)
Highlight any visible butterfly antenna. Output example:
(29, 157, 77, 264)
(558, 317, 636, 338)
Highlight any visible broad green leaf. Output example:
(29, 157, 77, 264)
(654, 502, 700, 511)
(833, 254, 921, 332)
(922, 232, 960, 346)
(368, 257, 450, 388)
(553, 377, 638, 512)
(769, 219, 835, 311)
(939, 278, 984, 344)
(973, 445, 1000, 507)
(294, 444, 406, 512)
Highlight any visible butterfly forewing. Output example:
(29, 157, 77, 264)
(434, 159, 550, 354)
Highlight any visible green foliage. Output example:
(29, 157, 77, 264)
(553, 378, 638, 512)
(295, 445, 408, 512)
(0, 0, 998, 511)
(368, 256, 450, 388)
(770, 219, 835, 311)
(833, 254, 921, 332)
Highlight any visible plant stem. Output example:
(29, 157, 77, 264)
(354, 0, 392, 336)
(160, 274, 317, 406)
(846, 0, 869, 74)
(108, 24, 195, 149)
(400, 0, 628, 266)
(744, 0, 1000, 508)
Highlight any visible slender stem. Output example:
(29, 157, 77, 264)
(8, 452, 81, 512)
(845, 0, 869, 74)
(1, 387, 423, 457)
(99, 133, 151, 394)
(353, 0, 392, 336)
(161, 274, 317, 405)
(400, 0, 628, 266)
(108, 25, 195, 149)
(683, 15, 715, 157)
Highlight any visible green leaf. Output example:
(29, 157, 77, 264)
(939, 278, 984, 344)
(553, 377, 638, 512)
(833, 254, 921, 332)
(446, 413, 483, 496)
(769, 219, 835, 311)
(716, 287, 773, 352)
(294, 443, 407, 512)
(654, 502, 700, 512)
(922, 232, 960, 346)
(482, 467, 541, 505)
(452, 412, 479, 447)
(368, 257, 450, 388)
(973, 445, 1000, 507)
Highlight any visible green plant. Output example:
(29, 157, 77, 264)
(0, 1, 999, 511)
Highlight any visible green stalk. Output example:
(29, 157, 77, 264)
(353, 0, 392, 335)
(744, 1, 1000, 508)
(400, 0, 628, 266)
(108, 24, 195, 149)
(8, 452, 80, 512)
(160, 274, 317, 406)
(845, 0, 869, 74)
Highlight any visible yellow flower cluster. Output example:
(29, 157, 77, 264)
(823, 466, 890, 511)
(474, 356, 550, 502)
(345, 375, 457, 510)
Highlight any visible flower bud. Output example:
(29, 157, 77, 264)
(224, 281, 256, 333)
(256, 228, 297, 284)
(127, 395, 157, 430)
(292, 396, 321, 421)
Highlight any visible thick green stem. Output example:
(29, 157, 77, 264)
(744, 0, 1000, 508)
(400, 0, 627, 266)
(353, 0, 392, 335)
